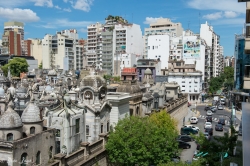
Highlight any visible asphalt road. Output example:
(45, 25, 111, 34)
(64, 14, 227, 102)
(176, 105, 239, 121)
(180, 104, 242, 162)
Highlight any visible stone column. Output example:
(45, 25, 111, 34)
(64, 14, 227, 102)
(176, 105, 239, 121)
(81, 142, 90, 160)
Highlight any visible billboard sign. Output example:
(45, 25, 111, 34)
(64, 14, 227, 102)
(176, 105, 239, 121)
(183, 38, 200, 59)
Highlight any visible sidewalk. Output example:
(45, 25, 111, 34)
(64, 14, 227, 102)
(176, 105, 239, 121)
(177, 106, 200, 131)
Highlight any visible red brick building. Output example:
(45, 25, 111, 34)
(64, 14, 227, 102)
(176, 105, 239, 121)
(2, 31, 21, 55)
(23, 40, 32, 56)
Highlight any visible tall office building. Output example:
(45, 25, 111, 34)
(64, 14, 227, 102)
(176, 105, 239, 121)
(144, 18, 183, 58)
(3, 21, 24, 55)
(42, 29, 84, 70)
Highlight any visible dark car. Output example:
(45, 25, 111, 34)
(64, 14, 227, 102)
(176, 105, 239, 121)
(177, 140, 191, 149)
(177, 135, 193, 142)
(204, 106, 211, 111)
(181, 127, 198, 135)
(204, 127, 213, 136)
(218, 118, 226, 125)
(215, 124, 223, 131)
(206, 116, 212, 122)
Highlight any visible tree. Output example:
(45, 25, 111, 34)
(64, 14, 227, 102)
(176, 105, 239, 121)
(1, 57, 29, 77)
(106, 111, 179, 166)
(38, 62, 43, 69)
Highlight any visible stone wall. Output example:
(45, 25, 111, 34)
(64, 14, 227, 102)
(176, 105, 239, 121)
(155, 75, 168, 83)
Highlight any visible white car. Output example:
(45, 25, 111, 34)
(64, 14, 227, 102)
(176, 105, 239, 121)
(203, 132, 210, 140)
(204, 122, 212, 129)
(206, 110, 213, 116)
(184, 125, 200, 131)
(190, 117, 198, 124)
(218, 105, 224, 110)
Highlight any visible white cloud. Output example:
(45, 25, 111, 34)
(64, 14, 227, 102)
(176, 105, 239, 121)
(224, 11, 239, 18)
(63, 8, 71, 12)
(55, 5, 61, 9)
(41, 19, 94, 28)
(79, 28, 87, 33)
(31, 0, 53, 7)
(187, 0, 245, 14)
(71, 0, 93, 12)
(0, 7, 40, 22)
(203, 12, 223, 20)
(0, 0, 27, 7)
(143, 17, 163, 24)
(210, 18, 245, 26)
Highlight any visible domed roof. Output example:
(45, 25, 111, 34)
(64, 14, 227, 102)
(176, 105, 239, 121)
(81, 71, 106, 88)
(116, 84, 141, 94)
(21, 98, 42, 123)
(48, 69, 57, 76)
(144, 68, 152, 75)
(0, 102, 22, 129)
(0, 86, 5, 97)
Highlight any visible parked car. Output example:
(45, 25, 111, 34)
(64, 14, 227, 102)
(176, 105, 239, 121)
(218, 118, 226, 125)
(220, 98, 226, 105)
(203, 132, 210, 140)
(181, 127, 198, 135)
(190, 117, 198, 124)
(177, 135, 193, 142)
(205, 116, 212, 122)
(204, 122, 212, 129)
(215, 124, 223, 131)
(206, 110, 213, 116)
(184, 125, 200, 131)
(205, 127, 213, 136)
(177, 140, 191, 149)
(217, 105, 224, 110)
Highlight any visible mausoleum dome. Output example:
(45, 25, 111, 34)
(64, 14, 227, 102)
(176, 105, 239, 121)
(0, 102, 22, 129)
(144, 68, 152, 75)
(21, 98, 42, 123)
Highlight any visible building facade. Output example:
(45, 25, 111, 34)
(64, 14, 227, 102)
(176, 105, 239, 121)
(1, 31, 22, 55)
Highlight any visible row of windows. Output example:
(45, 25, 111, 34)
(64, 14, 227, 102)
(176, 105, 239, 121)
(7, 127, 36, 141)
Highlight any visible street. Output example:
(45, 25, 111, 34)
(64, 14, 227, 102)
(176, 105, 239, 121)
(180, 103, 242, 162)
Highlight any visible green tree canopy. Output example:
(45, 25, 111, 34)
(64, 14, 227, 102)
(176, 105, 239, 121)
(1, 57, 29, 77)
(38, 61, 43, 69)
(106, 111, 179, 166)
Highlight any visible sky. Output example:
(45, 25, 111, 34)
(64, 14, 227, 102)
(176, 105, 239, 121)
(0, 0, 246, 56)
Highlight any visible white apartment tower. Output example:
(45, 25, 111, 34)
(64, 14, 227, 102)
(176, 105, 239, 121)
(113, 24, 143, 76)
(86, 23, 103, 69)
(144, 18, 183, 58)
(30, 39, 43, 66)
(42, 29, 83, 70)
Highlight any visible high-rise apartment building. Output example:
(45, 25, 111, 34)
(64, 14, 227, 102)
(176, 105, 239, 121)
(3, 21, 25, 55)
(1, 31, 22, 55)
(30, 39, 43, 67)
(23, 40, 32, 56)
(144, 18, 183, 58)
(42, 29, 84, 70)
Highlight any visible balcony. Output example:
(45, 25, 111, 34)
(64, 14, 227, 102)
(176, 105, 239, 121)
(243, 65, 250, 89)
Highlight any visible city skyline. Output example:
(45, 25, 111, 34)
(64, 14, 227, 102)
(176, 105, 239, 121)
(0, 0, 246, 56)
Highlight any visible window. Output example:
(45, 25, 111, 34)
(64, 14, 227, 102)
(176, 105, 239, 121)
(176, 62, 181, 66)
(56, 129, 60, 137)
(86, 125, 89, 135)
(30, 127, 35, 134)
(75, 119, 80, 133)
(123, 61, 124, 64)
(101, 124, 103, 133)
(153, 46, 154, 49)
(148, 46, 150, 49)
(36, 151, 40, 165)
(7, 133, 13, 141)
(49, 146, 53, 159)
(107, 122, 110, 132)
(21, 153, 28, 166)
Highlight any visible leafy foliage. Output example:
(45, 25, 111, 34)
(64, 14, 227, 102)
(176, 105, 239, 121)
(106, 111, 179, 166)
(39, 62, 43, 69)
(1, 58, 29, 77)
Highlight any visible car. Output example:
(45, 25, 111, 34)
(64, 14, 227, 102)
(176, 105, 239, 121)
(218, 118, 226, 125)
(210, 106, 217, 112)
(190, 117, 198, 124)
(217, 105, 224, 110)
(181, 127, 198, 135)
(204, 106, 211, 111)
(206, 110, 213, 116)
(205, 127, 213, 136)
(177, 140, 191, 149)
(184, 125, 200, 131)
(203, 132, 210, 140)
(177, 135, 193, 142)
(220, 99, 226, 105)
(204, 122, 212, 129)
(215, 124, 223, 131)
(205, 116, 212, 122)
